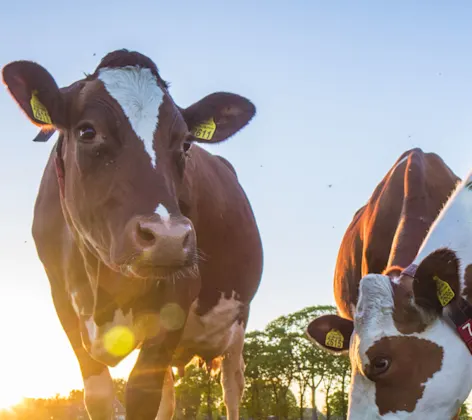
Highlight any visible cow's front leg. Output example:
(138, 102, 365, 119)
(155, 366, 176, 420)
(126, 327, 184, 419)
(49, 277, 114, 419)
(83, 368, 114, 420)
(126, 281, 193, 420)
(221, 322, 246, 420)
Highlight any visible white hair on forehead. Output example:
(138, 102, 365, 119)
(98, 66, 164, 168)
(355, 274, 395, 331)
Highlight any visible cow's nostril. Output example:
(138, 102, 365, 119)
(136, 224, 156, 245)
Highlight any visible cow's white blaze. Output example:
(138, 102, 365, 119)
(348, 172, 472, 418)
(155, 203, 170, 223)
(98, 66, 164, 168)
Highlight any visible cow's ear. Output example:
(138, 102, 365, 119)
(182, 92, 255, 144)
(413, 248, 460, 315)
(2, 60, 65, 131)
(306, 314, 353, 354)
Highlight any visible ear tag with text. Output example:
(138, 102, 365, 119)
(433, 275, 455, 307)
(325, 329, 344, 349)
(30, 90, 52, 124)
(191, 118, 216, 140)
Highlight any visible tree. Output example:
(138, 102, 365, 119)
(174, 363, 222, 420)
(175, 364, 204, 419)
(269, 305, 340, 420)
(329, 390, 349, 419)
(460, 403, 472, 420)
(242, 331, 269, 419)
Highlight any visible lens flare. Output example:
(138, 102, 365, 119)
(103, 325, 135, 357)
(160, 303, 186, 331)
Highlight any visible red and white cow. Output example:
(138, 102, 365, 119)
(307, 148, 472, 419)
(2, 50, 263, 420)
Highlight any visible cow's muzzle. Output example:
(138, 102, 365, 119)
(124, 214, 197, 278)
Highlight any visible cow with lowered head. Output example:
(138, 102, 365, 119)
(305, 148, 472, 419)
(2, 50, 263, 420)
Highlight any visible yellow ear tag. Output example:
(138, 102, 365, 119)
(30, 90, 52, 124)
(433, 275, 455, 307)
(191, 118, 216, 141)
(325, 329, 344, 349)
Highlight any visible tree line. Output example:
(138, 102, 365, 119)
(1, 305, 471, 419)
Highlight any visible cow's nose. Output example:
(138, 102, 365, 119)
(131, 216, 196, 266)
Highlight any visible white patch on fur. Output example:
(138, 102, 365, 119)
(181, 291, 243, 355)
(413, 172, 472, 287)
(98, 66, 164, 168)
(84, 309, 136, 365)
(155, 203, 170, 223)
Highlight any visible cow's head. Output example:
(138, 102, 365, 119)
(307, 175, 472, 419)
(2, 50, 255, 280)
(307, 253, 472, 419)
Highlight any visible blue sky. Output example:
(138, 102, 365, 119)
(1, 0, 472, 402)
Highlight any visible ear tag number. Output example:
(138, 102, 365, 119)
(30, 90, 52, 124)
(191, 118, 216, 140)
(461, 321, 472, 339)
(325, 329, 344, 349)
(457, 320, 472, 353)
(433, 275, 455, 307)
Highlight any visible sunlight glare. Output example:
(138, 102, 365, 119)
(0, 393, 24, 410)
(103, 325, 135, 357)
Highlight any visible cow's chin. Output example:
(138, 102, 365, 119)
(123, 263, 199, 281)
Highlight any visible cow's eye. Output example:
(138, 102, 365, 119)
(78, 124, 96, 141)
(183, 142, 191, 153)
(371, 357, 390, 375)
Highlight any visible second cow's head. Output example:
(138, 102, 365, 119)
(306, 172, 472, 420)
(307, 248, 472, 420)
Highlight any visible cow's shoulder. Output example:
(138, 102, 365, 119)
(215, 155, 238, 178)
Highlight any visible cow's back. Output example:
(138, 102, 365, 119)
(334, 148, 459, 319)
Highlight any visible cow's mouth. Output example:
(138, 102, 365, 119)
(123, 262, 200, 281)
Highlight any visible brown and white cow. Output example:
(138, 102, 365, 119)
(305, 148, 472, 419)
(2, 50, 263, 420)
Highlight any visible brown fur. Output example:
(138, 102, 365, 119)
(2, 49, 262, 420)
(365, 336, 443, 415)
(334, 148, 459, 320)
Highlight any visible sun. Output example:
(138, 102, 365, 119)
(0, 392, 23, 410)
